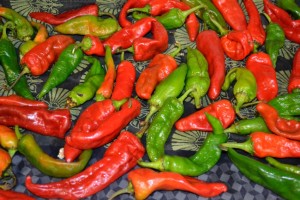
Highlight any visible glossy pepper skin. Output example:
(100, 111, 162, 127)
(66, 56, 106, 108)
(185, 47, 210, 109)
(25, 131, 145, 200)
(0, 22, 34, 100)
(0, 148, 11, 177)
(109, 168, 227, 200)
(80, 34, 105, 56)
(256, 102, 300, 141)
(29, 4, 99, 25)
(18, 133, 92, 178)
(0, 125, 18, 157)
(66, 98, 141, 149)
(288, 47, 300, 93)
(268, 92, 300, 117)
(0, 189, 35, 200)
(246, 52, 278, 101)
(37, 43, 84, 99)
(224, 117, 270, 135)
(266, 157, 300, 175)
(276, 0, 300, 19)
(0, 7, 34, 41)
(196, 30, 225, 100)
(221, 132, 300, 158)
(222, 67, 257, 118)
(211, 0, 247, 31)
(227, 148, 300, 200)
(175, 99, 235, 132)
(0, 94, 48, 108)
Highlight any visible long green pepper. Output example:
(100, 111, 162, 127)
(0, 22, 33, 99)
(37, 43, 84, 99)
(185, 47, 210, 109)
(66, 56, 106, 108)
(266, 157, 300, 175)
(224, 117, 270, 135)
(268, 92, 300, 117)
(276, 0, 300, 19)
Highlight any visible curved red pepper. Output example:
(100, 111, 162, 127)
(25, 131, 145, 200)
(246, 52, 278, 101)
(288, 47, 300, 93)
(0, 189, 35, 200)
(29, 4, 99, 25)
(66, 98, 141, 149)
(186, 13, 200, 41)
(175, 99, 235, 132)
(80, 34, 105, 56)
(196, 30, 225, 100)
(0, 95, 48, 108)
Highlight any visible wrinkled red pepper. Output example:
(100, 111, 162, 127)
(246, 52, 278, 101)
(256, 102, 300, 141)
(175, 99, 235, 132)
(0, 94, 48, 108)
(25, 131, 145, 200)
(0, 189, 35, 200)
(288, 47, 300, 93)
(29, 4, 99, 25)
(80, 34, 105, 56)
(196, 30, 225, 100)
(66, 98, 141, 149)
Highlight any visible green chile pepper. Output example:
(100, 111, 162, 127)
(18, 134, 92, 178)
(228, 148, 300, 200)
(268, 92, 300, 116)
(276, 0, 300, 19)
(37, 43, 84, 99)
(0, 22, 33, 99)
(54, 15, 119, 40)
(266, 157, 300, 175)
(185, 47, 210, 109)
(66, 56, 106, 108)
(224, 117, 270, 135)
(222, 67, 257, 118)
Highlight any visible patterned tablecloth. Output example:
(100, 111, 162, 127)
(0, 0, 299, 199)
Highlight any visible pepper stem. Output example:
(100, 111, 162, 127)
(224, 124, 238, 134)
(235, 92, 250, 119)
(136, 105, 158, 138)
(207, 11, 229, 36)
(127, 4, 151, 14)
(112, 98, 128, 111)
(5, 66, 30, 91)
(1, 21, 15, 40)
(262, 12, 272, 24)
(138, 158, 164, 171)
(220, 138, 254, 155)
(108, 182, 134, 200)
(178, 88, 194, 103)
(168, 42, 182, 58)
(180, 5, 204, 19)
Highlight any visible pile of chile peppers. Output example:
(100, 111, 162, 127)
(1, 1, 300, 200)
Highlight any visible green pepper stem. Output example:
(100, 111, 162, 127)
(127, 4, 151, 14)
(241, 100, 262, 108)
(5, 66, 30, 91)
(112, 98, 128, 111)
(138, 158, 164, 171)
(235, 92, 250, 119)
(220, 138, 254, 155)
(207, 10, 229, 36)
(108, 182, 134, 200)
(1, 21, 15, 40)
(266, 157, 300, 175)
(262, 12, 272, 24)
(180, 5, 204, 19)
(168, 42, 182, 58)
(178, 88, 194, 103)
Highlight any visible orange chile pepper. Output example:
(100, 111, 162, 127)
(288, 47, 300, 93)
(109, 168, 227, 199)
(0, 125, 18, 153)
(246, 52, 278, 101)
(0, 189, 35, 200)
(256, 102, 300, 141)
(0, 148, 11, 177)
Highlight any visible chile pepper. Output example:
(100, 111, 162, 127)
(80, 34, 105, 56)
(139, 113, 228, 176)
(25, 131, 145, 200)
(222, 67, 257, 118)
(135, 44, 181, 100)
(0, 94, 48, 108)
(246, 52, 278, 101)
(288, 47, 300, 93)
(18, 133, 92, 178)
(256, 102, 300, 141)
(108, 168, 227, 200)
(211, 0, 247, 31)
(196, 30, 225, 100)
(266, 157, 300, 175)
(276, 0, 300, 20)
(0, 190, 35, 200)
(0, 105, 71, 139)
(66, 56, 106, 108)
(227, 148, 300, 200)
(37, 43, 84, 99)
(0, 22, 34, 100)
(221, 132, 300, 158)
(66, 98, 141, 149)
(64, 98, 127, 162)
(185, 47, 210, 109)
(0, 125, 18, 157)
(95, 46, 116, 101)
(264, 14, 285, 67)
(185, 12, 200, 41)
(268, 92, 300, 117)
(0, 7, 34, 41)
(29, 4, 99, 25)
(224, 117, 270, 135)
(0, 148, 11, 178)
(175, 99, 235, 132)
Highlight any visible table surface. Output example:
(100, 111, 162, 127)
(0, 0, 299, 199)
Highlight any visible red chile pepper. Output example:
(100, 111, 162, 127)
(220, 30, 254, 61)
(256, 102, 300, 141)
(0, 94, 48, 108)
(186, 13, 200, 41)
(80, 34, 105, 56)
(196, 30, 225, 100)
(221, 132, 300, 158)
(66, 98, 141, 149)
(135, 45, 180, 100)
(111, 59, 136, 101)
(175, 99, 235, 132)
(288, 47, 300, 93)
(0, 125, 18, 156)
(0, 189, 35, 200)
(0, 105, 71, 139)
(0, 148, 11, 177)
(211, 0, 247, 31)
(25, 131, 145, 200)
(246, 52, 278, 101)
(103, 17, 157, 54)
(109, 168, 227, 200)
(29, 4, 99, 25)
